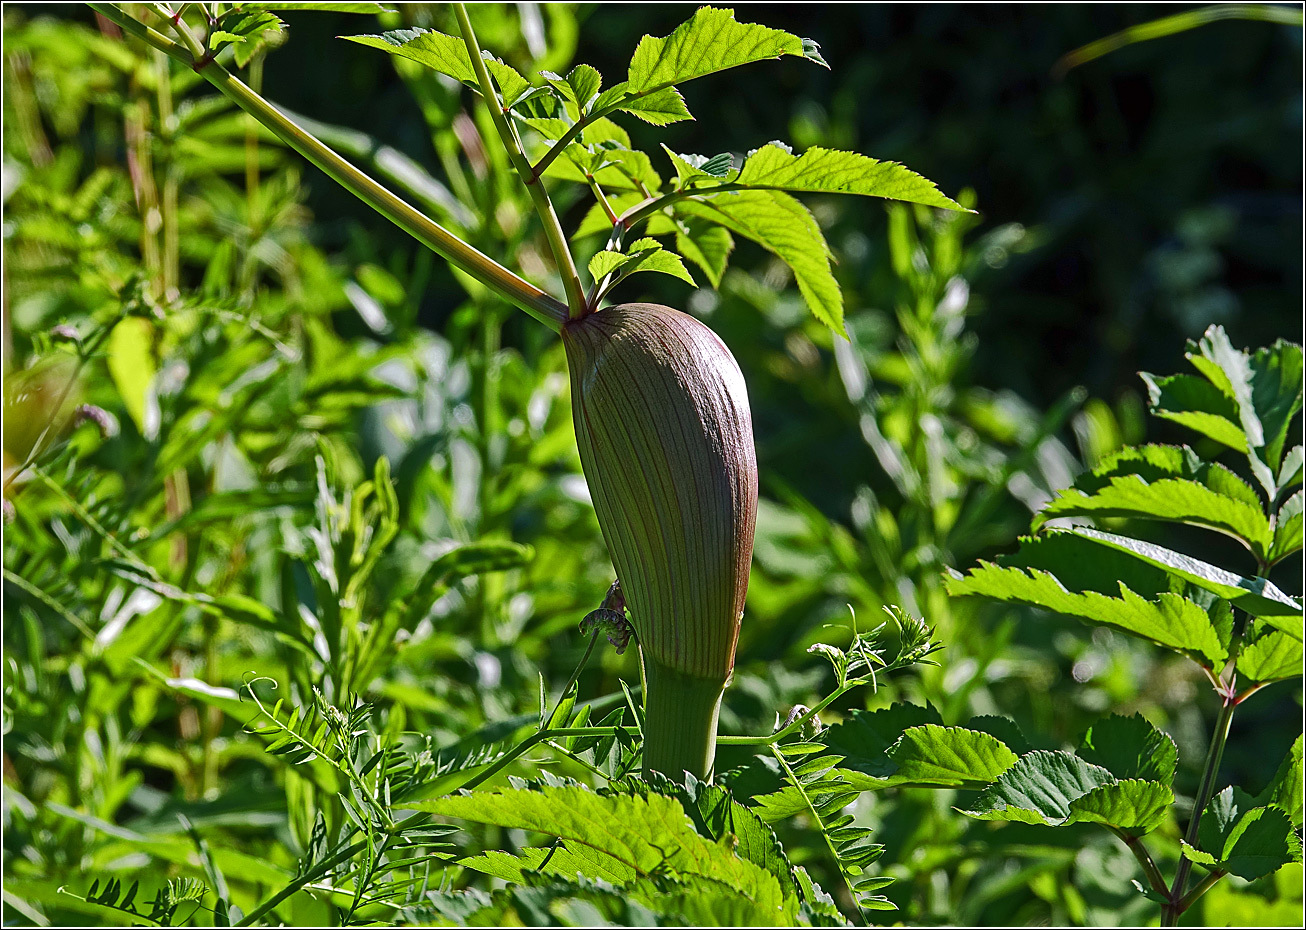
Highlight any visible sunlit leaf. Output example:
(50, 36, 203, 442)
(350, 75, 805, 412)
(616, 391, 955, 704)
(1237, 625, 1303, 684)
(1257, 736, 1303, 828)
(884, 724, 1019, 787)
(1067, 528, 1301, 635)
(589, 238, 696, 293)
(402, 785, 793, 916)
(1270, 490, 1303, 565)
(587, 7, 824, 125)
(1190, 787, 1303, 881)
(1078, 713, 1177, 785)
(945, 532, 1231, 666)
(674, 217, 734, 288)
(678, 190, 844, 335)
(1064, 779, 1173, 836)
(344, 29, 532, 106)
(961, 751, 1115, 825)
(1035, 474, 1274, 562)
(734, 142, 965, 211)
(1140, 372, 1247, 453)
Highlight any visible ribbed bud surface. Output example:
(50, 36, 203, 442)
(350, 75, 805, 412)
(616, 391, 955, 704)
(562, 303, 758, 682)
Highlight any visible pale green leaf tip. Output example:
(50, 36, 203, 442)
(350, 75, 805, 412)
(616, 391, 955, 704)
(802, 38, 830, 69)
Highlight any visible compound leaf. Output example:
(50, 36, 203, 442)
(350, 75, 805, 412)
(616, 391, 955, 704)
(688, 781, 801, 903)
(588, 238, 695, 291)
(616, 7, 822, 121)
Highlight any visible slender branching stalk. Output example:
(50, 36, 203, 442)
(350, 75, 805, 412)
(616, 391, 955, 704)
(453, 3, 587, 318)
(88, 3, 569, 332)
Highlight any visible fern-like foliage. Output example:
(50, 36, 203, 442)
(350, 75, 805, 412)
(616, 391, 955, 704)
(62, 876, 208, 926)
(767, 744, 893, 917)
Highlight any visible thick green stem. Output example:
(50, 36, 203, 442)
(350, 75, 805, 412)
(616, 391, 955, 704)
(89, 3, 568, 332)
(1163, 690, 1237, 926)
(454, 4, 587, 319)
(641, 659, 725, 780)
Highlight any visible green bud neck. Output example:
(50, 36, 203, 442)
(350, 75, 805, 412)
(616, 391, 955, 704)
(641, 658, 726, 781)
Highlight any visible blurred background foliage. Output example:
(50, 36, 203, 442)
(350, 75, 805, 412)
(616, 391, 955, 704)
(2, 3, 1301, 926)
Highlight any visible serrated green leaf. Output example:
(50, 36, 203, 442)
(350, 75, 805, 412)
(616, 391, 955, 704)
(1179, 840, 1219, 866)
(1194, 787, 1302, 881)
(1279, 445, 1304, 490)
(818, 702, 944, 789)
(1068, 444, 1266, 514)
(1212, 331, 1302, 477)
(1036, 474, 1274, 561)
(543, 64, 603, 119)
(689, 781, 801, 904)
(672, 218, 734, 288)
(662, 145, 736, 187)
(1163, 328, 1303, 495)
(567, 64, 603, 113)
(210, 10, 284, 51)
(964, 716, 1033, 754)
(1270, 490, 1303, 565)
(1066, 527, 1301, 636)
(1064, 779, 1174, 835)
(627, 7, 812, 90)
(961, 751, 1116, 825)
(535, 118, 663, 192)
(1257, 736, 1303, 828)
(344, 29, 532, 106)
(945, 532, 1230, 666)
(678, 190, 844, 336)
(1078, 713, 1178, 785)
(591, 82, 692, 126)
(884, 725, 1019, 787)
(1187, 325, 1263, 441)
(1237, 624, 1303, 683)
(588, 238, 695, 293)
(1141, 371, 1248, 452)
(733, 142, 966, 211)
(461, 844, 636, 884)
(402, 786, 790, 914)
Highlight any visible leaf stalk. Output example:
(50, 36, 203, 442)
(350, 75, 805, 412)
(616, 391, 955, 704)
(1163, 683, 1238, 925)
